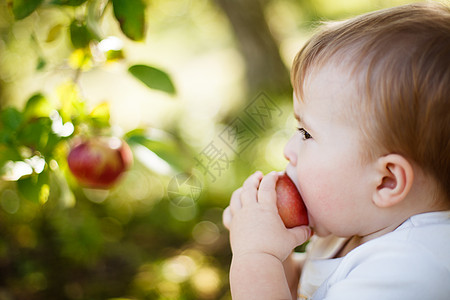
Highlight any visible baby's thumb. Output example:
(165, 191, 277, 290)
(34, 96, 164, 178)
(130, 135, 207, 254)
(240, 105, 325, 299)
(222, 206, 232, 230)
(288, 226, 312, 246)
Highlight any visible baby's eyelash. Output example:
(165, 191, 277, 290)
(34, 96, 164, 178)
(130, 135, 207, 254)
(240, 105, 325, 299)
(297, 127, 312, 140)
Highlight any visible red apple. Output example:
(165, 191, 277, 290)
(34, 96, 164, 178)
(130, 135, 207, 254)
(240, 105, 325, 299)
(275, 173, 309, 228)
(67, 137, 133, 189)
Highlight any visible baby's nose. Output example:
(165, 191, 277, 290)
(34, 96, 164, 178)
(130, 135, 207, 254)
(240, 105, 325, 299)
(283, 134, 298, 165)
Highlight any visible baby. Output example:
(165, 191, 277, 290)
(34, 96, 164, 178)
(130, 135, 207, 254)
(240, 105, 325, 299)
(223, 2, 450, 299)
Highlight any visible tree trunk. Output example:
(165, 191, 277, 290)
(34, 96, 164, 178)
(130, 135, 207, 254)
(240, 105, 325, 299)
(215, 0, 292, 96)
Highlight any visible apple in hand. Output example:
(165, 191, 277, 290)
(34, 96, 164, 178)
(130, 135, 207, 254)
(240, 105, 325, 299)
(275, 173, 309, 228)
(67, 137, 133, 189)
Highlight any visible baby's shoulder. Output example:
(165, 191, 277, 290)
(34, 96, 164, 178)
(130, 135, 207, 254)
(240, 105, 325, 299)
(378, 210, 450, 265)
(340, 211, 450, 277)
(311, 212, 450, 299)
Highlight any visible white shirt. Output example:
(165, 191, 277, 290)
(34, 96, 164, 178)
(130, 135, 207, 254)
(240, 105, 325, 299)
(298, 211, 450, 300)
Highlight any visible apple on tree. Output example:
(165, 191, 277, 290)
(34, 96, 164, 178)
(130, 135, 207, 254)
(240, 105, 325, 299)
(67, 137, 133, 189)
(275, 173, 309, 228)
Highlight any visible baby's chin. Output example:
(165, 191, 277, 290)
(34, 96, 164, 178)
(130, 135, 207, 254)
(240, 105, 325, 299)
(306, 221, 330, 238)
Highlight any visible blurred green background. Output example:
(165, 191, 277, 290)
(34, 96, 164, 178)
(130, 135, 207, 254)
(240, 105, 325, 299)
(0, 0, 420, 299)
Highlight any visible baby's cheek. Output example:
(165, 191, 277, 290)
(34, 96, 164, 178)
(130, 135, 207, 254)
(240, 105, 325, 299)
(299, 171, 331, 202)
(299, 177, 341, 229)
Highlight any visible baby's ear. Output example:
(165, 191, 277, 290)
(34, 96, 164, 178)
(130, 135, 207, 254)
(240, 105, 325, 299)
(372, 154, 414, 208)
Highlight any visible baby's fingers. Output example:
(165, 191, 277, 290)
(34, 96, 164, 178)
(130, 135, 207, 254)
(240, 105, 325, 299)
(287, 226, 312, 247)
(222, 206, 232, 230)
(223, 188, 243, 230)
(229, 188, 242, 215)
(240, 171, 263, 206)
(257, 171, 278, 207)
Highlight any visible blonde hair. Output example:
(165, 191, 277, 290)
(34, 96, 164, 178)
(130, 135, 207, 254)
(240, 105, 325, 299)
(291, 2, 450, 200)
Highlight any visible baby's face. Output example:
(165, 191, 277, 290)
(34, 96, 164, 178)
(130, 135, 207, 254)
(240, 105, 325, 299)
(284, 63, 379, 238)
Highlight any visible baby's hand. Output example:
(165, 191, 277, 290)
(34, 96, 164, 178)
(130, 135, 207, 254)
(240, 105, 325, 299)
(223, 171, 311, 262)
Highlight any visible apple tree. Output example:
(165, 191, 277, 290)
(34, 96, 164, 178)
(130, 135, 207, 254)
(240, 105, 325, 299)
(0, 1, 221, 299)
(1, 0, 181, 194)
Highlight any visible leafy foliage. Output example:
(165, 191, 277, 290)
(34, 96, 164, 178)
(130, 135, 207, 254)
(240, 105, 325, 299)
(0, 1, 230, 299)
(10, 0, 44, 20)
(129, 65, 177, 96)
(69, 20, 97, 49)
(111, 0, 146, 41)
(51, 0, 88, 6)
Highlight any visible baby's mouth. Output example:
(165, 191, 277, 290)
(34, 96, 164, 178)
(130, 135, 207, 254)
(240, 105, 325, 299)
(284, 165, 300, 191)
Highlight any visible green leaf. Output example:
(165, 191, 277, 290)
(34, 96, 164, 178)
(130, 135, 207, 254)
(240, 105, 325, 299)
(124, 128, 148, 145)
(36, 56, 46, 71)
(17, 170, 50, 204)
(23, 93, 53, 120)
(89, 102, 110, 128)
(105, 50, 124, 62)
(86, 0, 105, 42)
(125, 129, 189, 171)
(17, 118, 52, 150)
(50, 0, 87, 6)
(69, 20, 94, 49)
(111, 0, 146, 41)
(11, 0, 44, 20)
(57, 82, 86, 123)
(1, 107, 23, 131)
(0, 145, 21, 167)
(128, 65, 176, 95)
(46, 24, 64, 43)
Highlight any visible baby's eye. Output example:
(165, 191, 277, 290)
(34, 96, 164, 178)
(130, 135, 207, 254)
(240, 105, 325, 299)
(297, 127, 312, 140)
